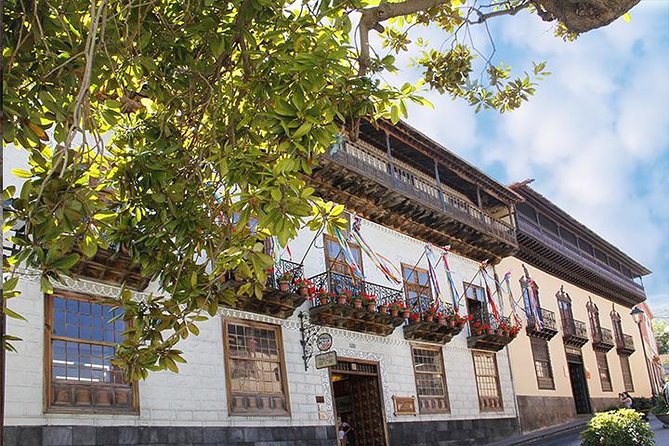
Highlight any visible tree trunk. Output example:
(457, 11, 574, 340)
(534, 0, 640, 33)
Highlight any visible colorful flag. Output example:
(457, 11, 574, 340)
(441, 246, 459, 314)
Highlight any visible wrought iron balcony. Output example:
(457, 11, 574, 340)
(526, 308, 559, 340)
(467, 314, 518, 352)
(616, 333, 635, 355)
(592, 327, 615, 352)
(403, 300, 465, 345)
(562, 319, 589, 348)
(308, 271, 405, 336)
(224, 259, 307, 319)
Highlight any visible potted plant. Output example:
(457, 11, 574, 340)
(633, 396, 653, 421)
(389, 300, 406, 318)
(315, 288, 331, 306)
(378, 302, 389, 315)
(362, 293, 377, 312)
(437, 311, 447, 326)
(293, 277, 313, 297)
(409, 312, 421, 324)
(350, 294, 363, 309)
(509, 324, 521, 339)
(425, 307, 438, 323)
(337, 290, 351, 305)
(497, 321, 509, 337)
(278, 271, 293, 291)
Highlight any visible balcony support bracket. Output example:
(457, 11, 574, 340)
(298, 311, 323, 372)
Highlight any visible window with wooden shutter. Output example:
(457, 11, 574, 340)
(403, 264, 432, 314)
(411, 346, 449, 413)
(595, 351, 613, 392)
(530, 338, 555, 390)
(472, 351, 503, 411)
(620, 354, 634, 392)
(323, 234, 363, 276)
(223, 319, 290, 416)
(46, 292, 137, 413)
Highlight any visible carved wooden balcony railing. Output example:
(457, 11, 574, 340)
(562, 319, 589, 348)
(227, 260, 307, 319)
(70, 244, 150, 291)
(616, 333, 636, 355)
(526, 308, 559, 340)
(308, 271, 405, 336)
(403, 302, 464, 344)
(592, 327, 615, 352)
(467, 314, 518, 352)
(516, 214, 645, 305)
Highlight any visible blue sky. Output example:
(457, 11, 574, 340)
(384, 1, 669, 314)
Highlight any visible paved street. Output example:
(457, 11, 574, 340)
(521, 417, 669, 446)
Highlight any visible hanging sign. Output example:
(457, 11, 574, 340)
(316, 333, 333, 352)
(315, 351, 338, 369)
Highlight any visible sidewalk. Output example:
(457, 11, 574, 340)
(485, 417, 590, 446)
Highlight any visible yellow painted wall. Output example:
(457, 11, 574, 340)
(498, 257, 652, 399)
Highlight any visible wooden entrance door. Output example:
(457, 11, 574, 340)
(331, 360, 387, 446)
(567, 356, 592, 414)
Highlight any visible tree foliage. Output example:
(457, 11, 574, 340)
(653, 320, 669, 355)
(2, 0, 638, 379)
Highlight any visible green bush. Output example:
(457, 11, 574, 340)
(581, 409, 653, 446)
(652, 396, 669, 415)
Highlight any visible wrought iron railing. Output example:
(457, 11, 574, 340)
(562, 319, 588, 340)
(407, 294, 454, 320)
(593, 327, 614, 346)
(527, 308, 557, 331)
(308, 271, 403, 307)
(467, 312, 512, 337)
(326, 140, 517, 243)
(267, 260, 304, 293)
(616, 333, 635, 351)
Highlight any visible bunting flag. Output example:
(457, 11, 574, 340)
(480, 265, 501, 322)
(350, 216, 402, 285)
(425, 245, 448, 309)
(440, 246, 460, 314)
(333, 226, 365, 282)
(504, 272, 523, 327)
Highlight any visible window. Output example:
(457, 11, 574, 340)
(538, 213, 558, 234)
(403, 264, 432, 314)
(561, 228, 578, 246)
(46, 292, 136, 412)
(620, 355, 634, 392)
(611, 311, 624, 344)
(472, 351, 503, 411)
(465, 283, 487, 325)
(530, 338, 555, 389)
(587, 301, 601, 339)
(556, 287, 574, 331)
(412, 346, 449, 413)
(324, 234, 363, 276)
(596, 351, 613, 392)
(223, 319, 290, 416)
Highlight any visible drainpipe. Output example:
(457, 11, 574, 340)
(494, 266, 523, 435)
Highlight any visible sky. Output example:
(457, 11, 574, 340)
(383, 1, 669, 316)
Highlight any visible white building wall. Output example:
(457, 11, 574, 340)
(5, 216, 517, 427)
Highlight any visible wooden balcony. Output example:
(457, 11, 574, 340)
(616, 333, 636, 356)
(310, 137, 518, 263)
(467, 315, 518, 352)
(307, 271, 405, 336)
(225, 260, 307, 319)
(526, 308, 559, 340)
(516, 213, 646, 306)
(70, 245, 150, 291)
(592, 327, 615, 352)
(562, 319, 589, 348)
(403, 302, 464, 344)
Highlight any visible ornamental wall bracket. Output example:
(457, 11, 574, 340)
(298, 310, 323, 371)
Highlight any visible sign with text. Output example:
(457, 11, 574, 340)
(315, 351, 338, 369)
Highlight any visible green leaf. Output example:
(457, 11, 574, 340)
(623, 12, 631, 23)
(52, 253, 80, 270)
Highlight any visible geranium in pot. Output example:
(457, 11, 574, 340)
(315, 288, 332, 306)
(337, 290, 351, 305)
(293, 278, 313, 297)
(361, 293, 377, 312)
(278, 271, 293, 291)
(425, 307, 438, 323)
(389, 300, 406, 318)
(350, 294, 363, 309)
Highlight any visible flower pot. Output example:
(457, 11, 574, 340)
(448, 320, 456, 328)
(486, 328, 494, 335)
(319, 296, 329, 305)
(337, 296, 347, 305)
(390, 309, 399, 317)
(353, 300, 363, 309)
(367, 303, 376, 312)
(379, 305, 388, 315)
(279, 281, 290, 292)
(402, 310, 411, 319)
(425, 315, 434, 323)
(438, 317, 446, 326)
(299, 286, 309, 297)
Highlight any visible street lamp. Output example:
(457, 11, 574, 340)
(631, 307, 656, 396)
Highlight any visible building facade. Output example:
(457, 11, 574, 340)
(2, 121, 654, 445)
(499, 183, 652, 432)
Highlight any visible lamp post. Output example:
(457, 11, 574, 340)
(631, 307, 656, 396)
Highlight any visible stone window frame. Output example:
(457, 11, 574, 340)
(472, 351, 504, 412)
(44, 290, 138, 414)
(595, 351, 613, 392)
(619, 354, 634, 392)
(529, 337, 555, 390)
(222, 318, 291, 417)
(410, 344, 450, 414)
